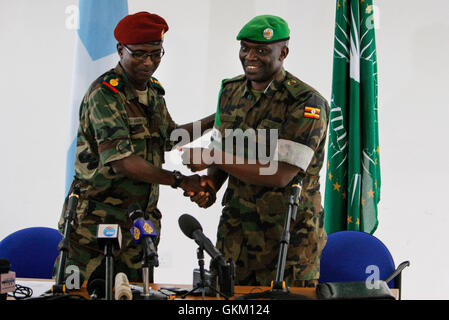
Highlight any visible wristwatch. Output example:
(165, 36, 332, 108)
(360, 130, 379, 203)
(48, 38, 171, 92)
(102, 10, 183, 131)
(171, 170, 184, 189)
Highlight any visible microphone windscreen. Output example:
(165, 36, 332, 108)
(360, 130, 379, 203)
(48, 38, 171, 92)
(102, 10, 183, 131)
(178, 214, 202, 239)
(87, 260, 106, 295)
(0, 258, 10, 273)
(71, 187, 80, 196)
(114, 272, 132, 300)
(87, 278, 105, 298)
(128, 203, 144, 221)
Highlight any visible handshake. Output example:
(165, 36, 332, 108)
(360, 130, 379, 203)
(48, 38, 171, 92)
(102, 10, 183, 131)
(177, 147, 217, 209)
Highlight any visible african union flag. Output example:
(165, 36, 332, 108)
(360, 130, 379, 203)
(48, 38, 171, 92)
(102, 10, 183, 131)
(324, 0, 380, 235)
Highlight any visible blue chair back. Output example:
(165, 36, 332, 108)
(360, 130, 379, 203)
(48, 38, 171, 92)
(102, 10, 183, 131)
(319, 231, 396, 288)
(0, 227, 62, 278)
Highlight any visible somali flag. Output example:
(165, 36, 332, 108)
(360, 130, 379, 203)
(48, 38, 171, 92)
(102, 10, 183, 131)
(65, 0, 128, 196)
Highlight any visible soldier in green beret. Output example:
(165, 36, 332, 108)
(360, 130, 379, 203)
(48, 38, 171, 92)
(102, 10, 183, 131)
(57, 12, 215, 284)
(182, 15, 330, 288)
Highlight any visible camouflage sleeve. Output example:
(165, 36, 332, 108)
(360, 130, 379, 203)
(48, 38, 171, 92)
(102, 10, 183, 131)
(274, 94, 329, 172)
(209, 79, 231, 151)
(158, 99, 179, 151)
(87, 88, 133, 165)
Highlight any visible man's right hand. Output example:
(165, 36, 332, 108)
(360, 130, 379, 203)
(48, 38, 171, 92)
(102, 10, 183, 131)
(179, 174, 204, 194)
(183, 175, 217, 208)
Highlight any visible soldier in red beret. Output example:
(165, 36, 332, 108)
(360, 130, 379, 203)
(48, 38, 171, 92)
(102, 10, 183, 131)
(58, 12, 216, 284)
(114, 11, 169, 91)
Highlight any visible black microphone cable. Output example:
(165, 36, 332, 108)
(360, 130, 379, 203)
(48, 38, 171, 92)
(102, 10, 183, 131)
(8, 284, 33, 300)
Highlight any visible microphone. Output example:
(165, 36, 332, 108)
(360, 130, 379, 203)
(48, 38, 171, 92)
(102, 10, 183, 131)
(96, 223, 121, 300)
(127, 204, 167, 300)
(128, 204, 159, 267)
(64, 187, 80, 221)
(87, 279, 105, 300)
(114, 273, 132, 300)
(97, 224, 122, 251)
(54, 187, 80, 291)
(178, 214, 226, 267)
(87, 262, 106, 300)
(0, 259, 15, 300)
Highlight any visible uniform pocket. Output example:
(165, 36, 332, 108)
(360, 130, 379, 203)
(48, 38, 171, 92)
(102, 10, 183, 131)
(257, 118, 282, 130)
(129, 117, 151, 139)
(220, 114, 236, 122)
(255, 119, 282, 161)
(129, 117, 151, 158)
(255, 191, 288, 242)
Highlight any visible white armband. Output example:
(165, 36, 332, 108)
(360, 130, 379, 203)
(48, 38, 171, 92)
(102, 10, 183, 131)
(273, 139, 314, 171)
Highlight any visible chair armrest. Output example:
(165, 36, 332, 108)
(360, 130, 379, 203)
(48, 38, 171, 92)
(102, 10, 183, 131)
(384, 261, 410, 284)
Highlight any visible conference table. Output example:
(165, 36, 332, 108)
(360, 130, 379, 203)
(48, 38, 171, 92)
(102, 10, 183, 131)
(86, 282, 318, 300)
(11, 278, 399, 300)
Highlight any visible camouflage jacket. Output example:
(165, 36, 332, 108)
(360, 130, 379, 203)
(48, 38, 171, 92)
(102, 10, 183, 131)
(60, 63, 177, 248)
(210, 70, 330, 281)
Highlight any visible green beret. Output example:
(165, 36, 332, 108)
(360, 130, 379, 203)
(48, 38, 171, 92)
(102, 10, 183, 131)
(237, 15, 290, 44)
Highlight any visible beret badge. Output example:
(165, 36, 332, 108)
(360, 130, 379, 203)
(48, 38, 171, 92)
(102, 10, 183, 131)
(263, 28, 274, 40)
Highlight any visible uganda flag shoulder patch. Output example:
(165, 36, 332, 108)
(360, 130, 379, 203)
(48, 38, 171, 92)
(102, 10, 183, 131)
(304, 106, 321, 119)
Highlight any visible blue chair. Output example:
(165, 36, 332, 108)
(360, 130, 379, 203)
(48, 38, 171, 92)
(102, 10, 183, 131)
(0, 227, 62, 279)
(319, 231, 410, 299)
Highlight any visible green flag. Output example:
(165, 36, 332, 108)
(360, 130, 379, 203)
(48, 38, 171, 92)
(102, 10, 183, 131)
(324, 0, 380, 235)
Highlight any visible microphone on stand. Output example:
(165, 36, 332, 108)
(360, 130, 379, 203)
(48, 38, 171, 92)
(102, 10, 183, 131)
(54, 187, 80, 293)
(235, 176, 309, 300)
(96, 223, 122, 300)
(128, 204, 159, 267)
(178, 214, 234, 299)
(114, 272, 132, 300)
(86, 261, 106, 300)
(178, 214, 226, 267)
(128, 203, 166, 300)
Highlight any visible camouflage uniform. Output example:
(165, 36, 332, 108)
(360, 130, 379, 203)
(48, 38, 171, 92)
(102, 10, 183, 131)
(210, 70, 330, 287)
(58, 63, 177, 282)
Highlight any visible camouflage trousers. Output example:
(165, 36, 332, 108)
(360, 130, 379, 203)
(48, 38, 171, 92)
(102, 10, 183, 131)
(217, 238, 323, 288)
(234, 269, 319, 288)
(215, 191, 327, 287)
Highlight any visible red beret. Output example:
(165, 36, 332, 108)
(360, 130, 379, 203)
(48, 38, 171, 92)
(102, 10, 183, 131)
(114, 12, 169, 44)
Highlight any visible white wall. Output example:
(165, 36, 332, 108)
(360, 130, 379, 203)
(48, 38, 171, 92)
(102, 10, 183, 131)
(0, 0, 448, 300)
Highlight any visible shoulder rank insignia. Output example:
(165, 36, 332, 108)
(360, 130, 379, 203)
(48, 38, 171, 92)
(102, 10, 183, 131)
(284, 77, 310, 99)
(101, 75, 122, 94)
(150, 77, 162, 87)
(223, 74, 245, 85)
(150, 77, 165, 95)
(304, 106, 320, 119)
